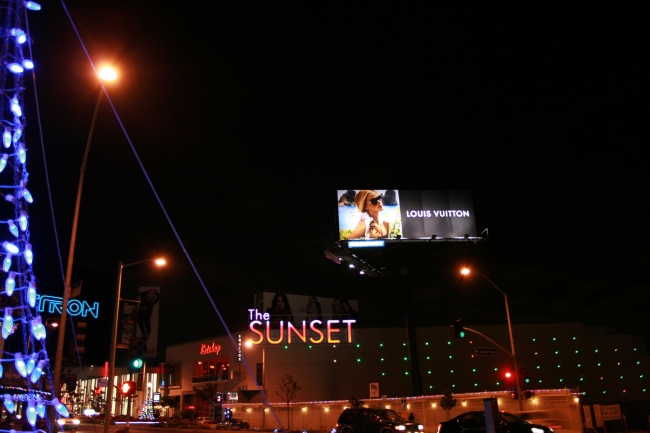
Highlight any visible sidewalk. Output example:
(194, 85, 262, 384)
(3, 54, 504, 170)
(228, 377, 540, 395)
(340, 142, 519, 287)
(89, 424, 243, 433)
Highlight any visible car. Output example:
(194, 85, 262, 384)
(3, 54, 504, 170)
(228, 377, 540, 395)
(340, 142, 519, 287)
(56, 417, 82, 430)
(196, 417, 212, 424)
(510, 411, 565, 431)
(218, 418, 250, 429)
(437, 411, 554, 433)
(336, 407, 424, 433)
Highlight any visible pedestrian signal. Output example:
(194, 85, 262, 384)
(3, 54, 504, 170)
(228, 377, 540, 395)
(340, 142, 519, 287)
(118, 381, 137, 396)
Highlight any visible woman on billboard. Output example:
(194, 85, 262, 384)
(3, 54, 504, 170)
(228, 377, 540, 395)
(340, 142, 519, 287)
(347, 190, 391, 239)
(265, 292, 294, 327)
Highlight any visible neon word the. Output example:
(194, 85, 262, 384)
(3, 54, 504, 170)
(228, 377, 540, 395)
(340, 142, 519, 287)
(248, 309, 355, 344)
(199, 342, 222, 355)
(37, 295, 99, 319)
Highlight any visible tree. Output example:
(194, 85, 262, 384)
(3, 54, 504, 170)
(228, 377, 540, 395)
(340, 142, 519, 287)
(276, 374, 301, 429)
(194, 383, 220, 419)
(193, 383, 220, 401)
(161, 395, 179, 412)
(349, 397, 365, 408)
(440, 391, 457, 420)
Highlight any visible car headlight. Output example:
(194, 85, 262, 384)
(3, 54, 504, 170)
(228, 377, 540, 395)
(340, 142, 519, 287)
(531, 428, 545, 433)
(418, 425, 424, 431)
(396, 426, 406, 430)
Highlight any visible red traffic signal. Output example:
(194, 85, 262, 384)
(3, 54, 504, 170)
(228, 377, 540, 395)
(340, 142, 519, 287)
(118, 381, 137, 396)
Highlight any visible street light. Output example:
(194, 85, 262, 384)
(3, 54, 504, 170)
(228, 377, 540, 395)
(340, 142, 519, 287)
(460, 267, 523, 410)
(104, 258, 165, 433)
(52, 66, 118, 398)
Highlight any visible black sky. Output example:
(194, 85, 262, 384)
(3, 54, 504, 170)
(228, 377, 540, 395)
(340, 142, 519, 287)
(19, 2, 649, 365)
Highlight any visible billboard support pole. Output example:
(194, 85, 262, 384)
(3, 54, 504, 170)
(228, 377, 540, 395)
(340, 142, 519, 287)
(401, 265, 422, 396)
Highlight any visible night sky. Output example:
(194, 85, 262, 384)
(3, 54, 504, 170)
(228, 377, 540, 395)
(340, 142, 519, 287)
(19, 2, 648, 367)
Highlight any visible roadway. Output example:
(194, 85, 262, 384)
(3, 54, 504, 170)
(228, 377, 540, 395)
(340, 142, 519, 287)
(64, 424, 244, 433)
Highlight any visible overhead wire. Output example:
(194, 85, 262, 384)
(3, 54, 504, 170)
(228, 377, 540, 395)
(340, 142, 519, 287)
(35, 0, 283, 428)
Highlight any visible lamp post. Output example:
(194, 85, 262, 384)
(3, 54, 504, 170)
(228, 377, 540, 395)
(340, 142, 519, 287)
(245, 340, 266, 429)
(460, 268, 523, 410)
(104, 258, 165, 433)
(52, 67, 118, 398)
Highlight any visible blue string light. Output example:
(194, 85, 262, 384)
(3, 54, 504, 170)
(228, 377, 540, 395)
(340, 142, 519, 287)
(0, 0, 65, 426)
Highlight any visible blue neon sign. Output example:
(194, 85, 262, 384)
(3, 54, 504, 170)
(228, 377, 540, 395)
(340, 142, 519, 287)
(36, 295, 100, 319)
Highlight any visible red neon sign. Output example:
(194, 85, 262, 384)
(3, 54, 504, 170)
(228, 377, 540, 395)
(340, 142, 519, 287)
(199, 342, 222, 355)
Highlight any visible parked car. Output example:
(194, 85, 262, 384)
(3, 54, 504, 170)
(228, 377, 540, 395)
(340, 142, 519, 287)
(510, 410, 565, 431)
(196, 417, 212, 424)
(336, 407, 424, 433)
(437, 411, 554, 433)
(218, 418, 250, 429)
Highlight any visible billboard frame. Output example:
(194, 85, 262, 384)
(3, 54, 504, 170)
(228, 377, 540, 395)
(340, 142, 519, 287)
(335, 189, 484, 244)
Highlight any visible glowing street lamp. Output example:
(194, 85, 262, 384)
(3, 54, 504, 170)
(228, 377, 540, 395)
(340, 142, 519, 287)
(460, 267, 523, 410)
(99, 67, 117, 81)
(53, 65, 119, 400)
(104, 258, 165, 433)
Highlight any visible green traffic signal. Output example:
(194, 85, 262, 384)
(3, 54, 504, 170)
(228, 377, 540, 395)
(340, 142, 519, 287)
(454, 319, 465, 339)
(519, 367, 530, 384)
(128, 357, 144, 372)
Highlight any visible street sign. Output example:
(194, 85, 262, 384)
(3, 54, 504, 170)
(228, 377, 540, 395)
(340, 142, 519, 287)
(98, 378, 108, 387)
(475, 347, 500, 356)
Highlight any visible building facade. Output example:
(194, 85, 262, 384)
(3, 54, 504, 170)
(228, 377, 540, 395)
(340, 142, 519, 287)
(160, 322, 649, 427)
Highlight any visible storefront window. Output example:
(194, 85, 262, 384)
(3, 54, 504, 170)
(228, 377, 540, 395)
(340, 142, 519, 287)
(161, 362, 181, 388)
(192, 357, 229, 383)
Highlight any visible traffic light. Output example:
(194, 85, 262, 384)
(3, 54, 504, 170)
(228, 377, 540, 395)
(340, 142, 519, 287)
(118, 381, 137, 396)
(65, 374, 78, 392)
(225, 408, 232, 419)
(212, 393, 224, 422)
(519, 367, 530, 384)
(510, 390, 518, 400)
(128, 356, 144, 373)
(75, 320, 86, 358)
(454, 319, 465, 339)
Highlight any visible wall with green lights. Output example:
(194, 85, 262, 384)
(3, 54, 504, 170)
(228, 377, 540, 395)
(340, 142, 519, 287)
(165, 322, 649, 404)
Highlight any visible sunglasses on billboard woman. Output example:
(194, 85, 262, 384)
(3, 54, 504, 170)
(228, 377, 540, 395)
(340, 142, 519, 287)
(367, 195, 383, 205)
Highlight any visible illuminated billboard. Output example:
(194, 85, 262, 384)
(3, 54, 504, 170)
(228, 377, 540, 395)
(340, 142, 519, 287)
(248, 292, 360, 345)
(260, 292, 359, 323)
(336, 189, 477, 241)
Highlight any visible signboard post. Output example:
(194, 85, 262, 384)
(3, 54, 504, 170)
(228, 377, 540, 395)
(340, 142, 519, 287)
(475, 348, 501, 356)
(116, 300, 139, 349)
(369, 383, 379, 398)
